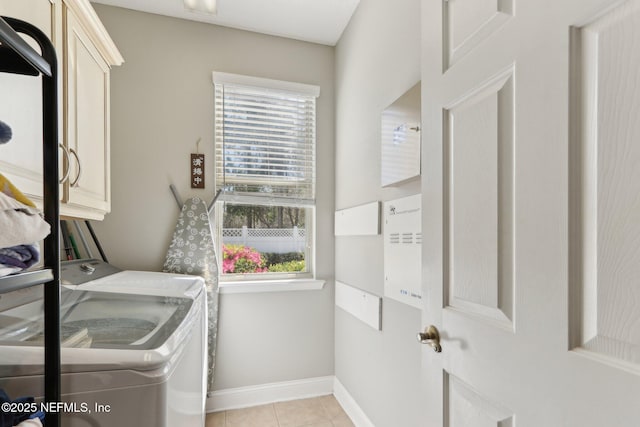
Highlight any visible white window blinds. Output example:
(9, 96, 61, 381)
(213, 73, 319, 206)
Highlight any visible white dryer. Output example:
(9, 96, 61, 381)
(0, 260, 207, 427)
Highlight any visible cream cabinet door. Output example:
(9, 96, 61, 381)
(421, 0, 640, 425)
(63, 8, 110, 218)
(0, 0, 56, 203)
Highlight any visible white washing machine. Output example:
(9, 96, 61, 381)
(0, 260, 207, 427)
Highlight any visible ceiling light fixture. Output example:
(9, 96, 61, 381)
(183, 0, 217, 15)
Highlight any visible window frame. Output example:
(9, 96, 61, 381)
(212, 72, 320, 284)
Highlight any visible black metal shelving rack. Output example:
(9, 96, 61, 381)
(0, 15, 61, 427)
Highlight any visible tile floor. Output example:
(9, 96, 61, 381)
(206, 395, 355, 427)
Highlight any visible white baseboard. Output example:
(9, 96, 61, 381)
(206, 376, 334, 412)
(333, 377, 376, 427)
(207, 375, 375, 427)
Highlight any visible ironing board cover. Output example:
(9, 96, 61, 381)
(163, 197, 218, 395)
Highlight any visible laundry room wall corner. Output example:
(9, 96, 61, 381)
(91, 4, 335, 394)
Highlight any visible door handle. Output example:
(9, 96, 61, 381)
(417, 325, 442, 353)
(69, 147, 81, 187)
(59, 143, 70, 184)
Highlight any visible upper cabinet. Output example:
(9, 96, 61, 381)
(0, 0, 122, 220)
(62, 0, 123, 219)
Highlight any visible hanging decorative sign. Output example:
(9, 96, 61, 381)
(191, 137, 205, 189)
(191, 153, 205, 188)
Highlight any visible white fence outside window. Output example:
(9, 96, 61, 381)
(222, 227, 306, 253)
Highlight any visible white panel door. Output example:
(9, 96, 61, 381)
(421, 0, 640, 425)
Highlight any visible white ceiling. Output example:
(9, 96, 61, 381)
(90, 0, 360, 46)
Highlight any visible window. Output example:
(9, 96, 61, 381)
(213, 72, 319, 281)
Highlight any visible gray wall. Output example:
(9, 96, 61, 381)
(334, 0, 424, 426)
(92, 5, 335, 391)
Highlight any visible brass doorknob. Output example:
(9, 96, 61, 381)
(417, 325, 442, 352)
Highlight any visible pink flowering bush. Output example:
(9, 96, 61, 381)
(222, 244, 267, 274)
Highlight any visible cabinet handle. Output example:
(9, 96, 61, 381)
(59, 143, 70, 184)
(69, 148, 81, 187)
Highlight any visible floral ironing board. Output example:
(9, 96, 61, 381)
(163, 197, 219, 394)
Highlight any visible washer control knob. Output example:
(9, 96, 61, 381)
(80, 263, 96, 274)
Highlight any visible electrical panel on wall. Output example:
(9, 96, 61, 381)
(384, 194, 422, 309)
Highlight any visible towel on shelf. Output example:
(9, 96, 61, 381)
(0, 190, 50, 249)
(0, 265, 21, 276)
(14, 419, 42, 427)
(27, 411, 44, 424)
(0, 174, 50, 277)
(0, 244, 40, 270)
(0, 173, 36, 208)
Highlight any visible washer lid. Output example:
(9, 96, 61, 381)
(0, 270, 206, 377)
(0, 290, 192, 350)
(74, 270, 205, 299)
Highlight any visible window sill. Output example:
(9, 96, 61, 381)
(218, 278, 326, 294)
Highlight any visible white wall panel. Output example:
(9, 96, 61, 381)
(335, 281, 382, 331)
(334, 201, 380, 236)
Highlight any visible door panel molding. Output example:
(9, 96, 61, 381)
(569, 0, 640, 371)
(443, 66, 515, 331)
(444, 371, 514, 427)
(443, 0, 514, 71)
